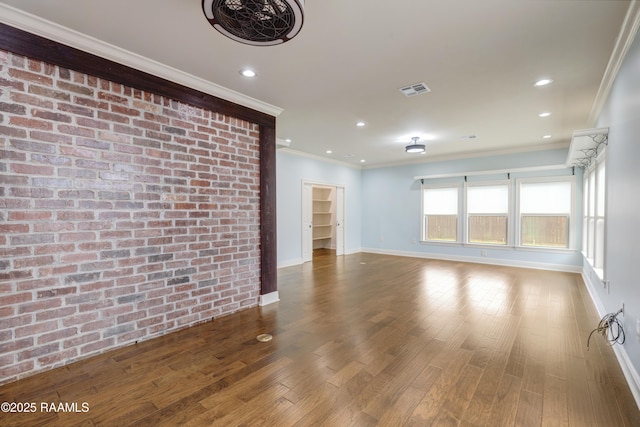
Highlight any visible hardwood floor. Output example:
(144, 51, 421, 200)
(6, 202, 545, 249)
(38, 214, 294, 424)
(1, 251, 638, 426)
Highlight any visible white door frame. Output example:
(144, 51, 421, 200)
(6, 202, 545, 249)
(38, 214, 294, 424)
(302, 180, 346, 262)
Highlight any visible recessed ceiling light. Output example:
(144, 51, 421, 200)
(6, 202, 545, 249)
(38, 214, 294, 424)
(360, 159, 366, 163)
(542, 135, 552, 139)
(285, 138, 292, 143)
(326, 150, 333, 154)
(356, 121, 366, 127)
(534, 78, 553, 87)
(538, 112, 551, 118)
(240, 69, 256, 77)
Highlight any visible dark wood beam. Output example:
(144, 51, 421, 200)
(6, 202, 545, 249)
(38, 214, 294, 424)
(259, 125, 277, 296)
(0, 23, 275, 128)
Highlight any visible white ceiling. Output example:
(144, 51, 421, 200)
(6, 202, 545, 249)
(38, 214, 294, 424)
(0, 0, 633, 167)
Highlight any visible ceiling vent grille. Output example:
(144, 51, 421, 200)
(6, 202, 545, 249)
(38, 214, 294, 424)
(399, 82, 431, 97)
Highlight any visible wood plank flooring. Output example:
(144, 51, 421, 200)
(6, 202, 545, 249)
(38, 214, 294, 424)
(1, 251, 638, 426)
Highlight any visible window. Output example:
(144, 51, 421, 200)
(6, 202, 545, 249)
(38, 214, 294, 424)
(583, 151, 606, 276)
(518, 179, 573, 248)
(466, 183, 509, 245)
(422, 186, 459, 242)
(419, 171, 577, 252)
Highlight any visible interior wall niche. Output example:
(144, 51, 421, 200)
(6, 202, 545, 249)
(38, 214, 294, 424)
(312, 185, 336, 250)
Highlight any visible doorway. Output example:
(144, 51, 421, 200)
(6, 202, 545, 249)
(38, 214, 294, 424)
(302, 181, 345, 263)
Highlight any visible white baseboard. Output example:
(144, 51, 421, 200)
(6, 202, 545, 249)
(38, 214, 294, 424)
(277, 258, 303, 268)
(259, 291, 280, 306)
(582, 268, 640, 410)
(277, 248, 362, 269)
(344, 247, 362, 256)
(361, 247, 582, 273)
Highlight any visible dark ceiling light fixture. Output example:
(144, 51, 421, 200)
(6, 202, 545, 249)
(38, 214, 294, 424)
(405, 137, 426, 153)
(202, 0, 305, 46)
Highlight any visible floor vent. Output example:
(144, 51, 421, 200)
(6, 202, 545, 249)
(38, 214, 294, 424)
(399, 82, 431, 97)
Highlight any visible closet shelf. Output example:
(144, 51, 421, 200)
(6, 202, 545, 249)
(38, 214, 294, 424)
(312, 186, 335, 250)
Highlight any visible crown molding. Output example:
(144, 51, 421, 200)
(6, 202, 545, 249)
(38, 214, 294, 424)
(0, 3, 283, 118)
(588, 0, 640, 125)
(361, 141, 570, 170)
(277, 148, 363, 170)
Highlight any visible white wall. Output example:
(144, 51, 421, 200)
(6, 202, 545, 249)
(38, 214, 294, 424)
(587, 26, 640, 399)
(276, 150, 362, 266)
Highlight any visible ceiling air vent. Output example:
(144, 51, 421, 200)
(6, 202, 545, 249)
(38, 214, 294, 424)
(399, 82, 431, 97)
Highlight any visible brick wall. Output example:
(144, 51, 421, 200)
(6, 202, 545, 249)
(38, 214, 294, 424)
(0, 50, 262, 385)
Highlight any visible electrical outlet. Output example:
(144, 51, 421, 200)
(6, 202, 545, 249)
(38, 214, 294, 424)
(481, 249, 487, 257)
(636, 318, 640, 342)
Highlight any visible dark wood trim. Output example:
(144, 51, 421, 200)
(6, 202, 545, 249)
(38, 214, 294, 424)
(259, 125, 277, 295)
(0, 22, 278, 297)
(0, 23, 275, 128)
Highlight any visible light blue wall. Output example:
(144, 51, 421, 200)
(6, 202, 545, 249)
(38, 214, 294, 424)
(277, 147, 583, 271)
(276, 150, 362, 266)
(361, 149, 583, 270)
(589, 28, 640, 381)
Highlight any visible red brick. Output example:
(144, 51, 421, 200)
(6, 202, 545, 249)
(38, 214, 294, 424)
(37, 348, 78, 366)
(61, 313, 99, 328)
(8, 68, 54, 85)
(37, 328, 77, 345)
(63, 332, 99, 348)
(0, 54, 261, 385)
(0, 360, 34, 381)
(18, 298, 61, 314)
(29, 85, 71, 101)
(98, 91, 127, 104)
(116, 329, 146, 344)
(14, 256, 56, 268)
(57, 80, 94, 96)
(59, 232, 96, 242)
(15, 320, 58, 338)
(0, 354, 15, 368)
(9, 116, 53, 131)
(17, 343, 60, 362)
(0, 292, 32, 306)
(80, 338, 114, 355)
(32, 109, 72, 123)
(0, 223, 29, 234)
(36, 307, 77, 322)
(8, 211, 52, 221)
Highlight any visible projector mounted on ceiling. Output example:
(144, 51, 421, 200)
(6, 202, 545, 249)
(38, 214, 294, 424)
(202, 0, 305, 46)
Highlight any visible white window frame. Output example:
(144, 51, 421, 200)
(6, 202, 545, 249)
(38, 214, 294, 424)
(421, 183, 462, 244)
(583, 148, 606, 278)
(464, 180, 510, 246)
(515, 176, 576, 250)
